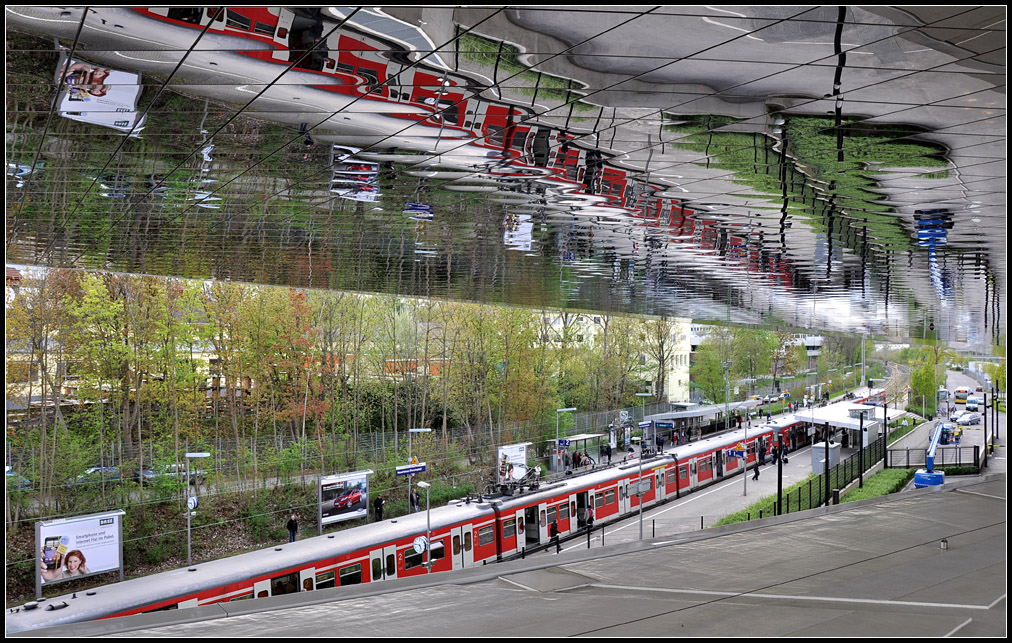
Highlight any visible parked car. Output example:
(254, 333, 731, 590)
(135, 463, 205, 486)
(68, 466, 123, 488)
(949, 410, 968, 423)
(6, 466, 31, 491)
(956, 412, 981, 426)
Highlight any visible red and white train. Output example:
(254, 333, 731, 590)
(7, 419, 808, 633)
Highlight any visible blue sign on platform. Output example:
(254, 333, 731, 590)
(655, 421, 673, 429)
(728, 450, 744, 459)
(396, 463, 427, 477)
(558, 439, 571, 447)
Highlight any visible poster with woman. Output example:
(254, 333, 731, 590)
(56, 55, 146, 136)
(36, 510, 125, 590)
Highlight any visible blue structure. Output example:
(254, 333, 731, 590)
(913, 423, 948, 488)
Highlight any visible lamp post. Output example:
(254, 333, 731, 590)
(556, 407, 576, 470)
(417, 480, 431, 573)
(408, 428, 431, 510)
(185, 452, 210, 568)
(636, 392, 652, 450)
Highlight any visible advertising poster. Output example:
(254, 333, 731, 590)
(56, 56, 146, 137)
(320, 471, 371, 525)
(36, 510, 125, 588)
(496, 443, 529, 484)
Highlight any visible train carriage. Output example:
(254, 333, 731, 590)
(8, 418, 809, 633)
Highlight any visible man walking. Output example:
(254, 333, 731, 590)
(752, 459, 760, 481)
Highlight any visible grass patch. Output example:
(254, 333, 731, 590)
(841, 469, 914, 503)
(713, 474, 821, 527)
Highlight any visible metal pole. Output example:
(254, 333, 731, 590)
(858, 413, 864, 488)
(824, 422, 831, 507)
(425, 485, 431, 573)
(777, 434, 783, 515)
(638, 450, 643, 540)
(186, 457, 192, 566)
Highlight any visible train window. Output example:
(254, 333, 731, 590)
(503, 518, 516, 539)
(317, 570, 336, 589)
(453, 534, 461, 555)
(570, 501, 576, 517)
(605, 489, 616, 505)
(338, 565, 362, 586)
(558, 504, 569, 520)
(271, 572, 299, 596)
(595, 493, 604, 509)
(478, 525, 495, 547)
(372, 557, 382, 580)
(641, 477, 653, 491)
(690, 463, 696, 474)
(405, 548, 425, 570)
(431, 539, 446, 561)
(547, 506, 557, 524)
(142, 602, 180, 613)
(679, 466, 688, 480)
(224, 10, 251, 31)
(464, 530, 472, 551)
(230, 592, 253, 602)
(302, 578, 314, 592)
(386, 553, 396, 576)
(254, 21, 275, 36)
(666, 470, 676, 486)
(257, 590, 268, 598)
(619, 486, 625, 500)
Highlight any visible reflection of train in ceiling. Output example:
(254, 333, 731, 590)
(136, 7, 799, 292)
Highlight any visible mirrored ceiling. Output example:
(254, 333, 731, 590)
(5, 6, 1006, 344)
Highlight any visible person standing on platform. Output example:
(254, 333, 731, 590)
(550, 520, 560, 554)
(286, 514, 298, 543)
(410, 489, 420, 513)
(374, 495, 385, 522)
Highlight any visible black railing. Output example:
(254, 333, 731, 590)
(885, 445, 980, 470)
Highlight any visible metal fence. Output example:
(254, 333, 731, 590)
(6, 399, 672, 489)
(776, 437, 887, 515)
(885, 445, 980, 470)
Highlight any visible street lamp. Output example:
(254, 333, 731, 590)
(408, 428, 431, 511)
(556, 407, 576, 470)
(185, 452, 210, 568)
(636, 392, 652, 450)
(417, 481, 431, 573)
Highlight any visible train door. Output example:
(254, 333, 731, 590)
(202, 7, 226, 29)
(689, 458, 698, 488)
(566, 493, 577, 533)
(449, 525, 474, 570)
(715, 449, 724, 478)
(299, 568, 315, 591)
(574, 491, 590, 528)
(523, 505, 540, 549)
(655, 469, 665, 502)
(369, 545, 398, 582)
(253, 579, 270, 599)
(272, 7, 294, 56)
(618, 477, 630, 515)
